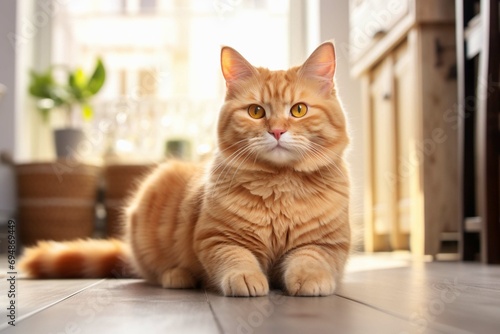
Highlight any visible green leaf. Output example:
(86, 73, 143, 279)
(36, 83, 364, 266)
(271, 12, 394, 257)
(68, 69, 86, 101)
(27, 58, 105, 123)
(69, 68, 87, 89)
(49, 86, 70, 107)
(28, 69, 55, 98)
(86, 58, 106, 95)
(82, 104, 93, 121)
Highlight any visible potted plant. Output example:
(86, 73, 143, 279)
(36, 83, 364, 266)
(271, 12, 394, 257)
(28, 58, 106, 158)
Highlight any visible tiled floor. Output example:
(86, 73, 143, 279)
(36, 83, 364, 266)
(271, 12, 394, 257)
(1, 254, 499, 333)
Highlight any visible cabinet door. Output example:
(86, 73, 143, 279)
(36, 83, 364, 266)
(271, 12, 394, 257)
(393, 40, 414, 250)
(368, 57, 398, 250)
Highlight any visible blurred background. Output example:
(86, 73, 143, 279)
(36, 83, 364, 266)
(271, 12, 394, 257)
(1, 0, 498, 263)
(0, 0, 365, 245)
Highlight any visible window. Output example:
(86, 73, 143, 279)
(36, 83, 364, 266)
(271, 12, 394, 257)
(51, 0, 290, 160)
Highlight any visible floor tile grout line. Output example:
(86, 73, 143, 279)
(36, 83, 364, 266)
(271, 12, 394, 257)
(0, 279, 106, 332)
(335, 293, 408, 320)
(205, 290, 225, 334)
(335, 293, 462, 334)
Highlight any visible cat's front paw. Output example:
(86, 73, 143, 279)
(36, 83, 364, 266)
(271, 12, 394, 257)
(221, 270, 269, 297)
(284, 265, 336, 296)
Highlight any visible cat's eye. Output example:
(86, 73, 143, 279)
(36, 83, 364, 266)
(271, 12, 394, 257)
(290, 103, 308, 118)
(248, 104, 265, 119)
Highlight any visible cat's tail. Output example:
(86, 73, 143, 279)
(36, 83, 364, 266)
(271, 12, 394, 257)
(19, 238, 134, 278)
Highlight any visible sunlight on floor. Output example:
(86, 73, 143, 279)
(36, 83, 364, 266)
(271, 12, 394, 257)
(346, 252, 413, 273)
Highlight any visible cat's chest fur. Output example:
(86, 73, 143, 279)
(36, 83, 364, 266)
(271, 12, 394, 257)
(198, 160, 345, 267)
(210, 168, 335, 256)
(231, 170, 333, 262)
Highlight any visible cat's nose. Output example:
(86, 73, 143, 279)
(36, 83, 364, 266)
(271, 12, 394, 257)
(269, 129, 287, 140)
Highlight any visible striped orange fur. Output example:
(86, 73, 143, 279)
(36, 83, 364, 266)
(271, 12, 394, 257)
(19, 239, 132, 278)
(20, 41, 351, 297)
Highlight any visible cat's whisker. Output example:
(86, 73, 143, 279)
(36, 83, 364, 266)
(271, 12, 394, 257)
(308, 141, 345, 162)
(212, 144, 255, 198)
(293, 143, 329, 182)
(209, 139, 249, 175)
(291, 139, 344, 184)
(305, 151, 327, 182)
(292, 145, 326, 183)
(306, 147, 350, 197)
(306, 145, 335, 170)
(210, 141, 253, 178)
(225, 144, 256, 198)
(307, 142, 348, 180)
(212, 140, 260, 195)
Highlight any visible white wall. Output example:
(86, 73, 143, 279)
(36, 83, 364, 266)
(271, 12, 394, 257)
(0, 0, 18, 224)
(289, 0, 320, 65)
(319, 0, 364, 243)
(0, 0, 42, 224)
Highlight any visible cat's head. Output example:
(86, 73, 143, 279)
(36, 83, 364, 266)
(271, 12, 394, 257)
(217, 42, 349, 172)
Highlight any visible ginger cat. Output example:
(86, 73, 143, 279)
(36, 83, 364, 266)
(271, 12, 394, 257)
(20, 41, 351, 297)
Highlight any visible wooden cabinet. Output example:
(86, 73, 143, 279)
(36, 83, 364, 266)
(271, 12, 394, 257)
(456, 0, 500, 264)
(351, 0, 459, 258)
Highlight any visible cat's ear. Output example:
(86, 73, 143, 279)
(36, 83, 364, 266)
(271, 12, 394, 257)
(221, 46, 256, 85)
(299, 41, 336, 93)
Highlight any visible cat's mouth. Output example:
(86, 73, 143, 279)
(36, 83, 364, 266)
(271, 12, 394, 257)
(271, 143, 290, 151)
(261, 143, 297, 165)
(258, 137, 299, 165)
